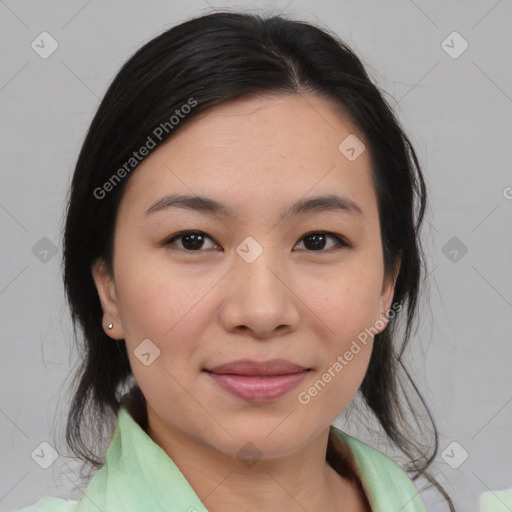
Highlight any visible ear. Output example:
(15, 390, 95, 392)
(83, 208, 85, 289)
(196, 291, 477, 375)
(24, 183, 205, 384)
(91, 258, 125, 340)
(375, 253, 402, 333)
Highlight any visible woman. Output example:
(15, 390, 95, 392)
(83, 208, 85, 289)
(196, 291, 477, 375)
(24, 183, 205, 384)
(19, 11, 455, 511)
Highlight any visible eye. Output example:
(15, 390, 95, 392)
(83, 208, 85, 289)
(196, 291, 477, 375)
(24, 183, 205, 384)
(163, 230, 350, 253)
(163, 231, 221, 252)
(292, 231, 350, 252)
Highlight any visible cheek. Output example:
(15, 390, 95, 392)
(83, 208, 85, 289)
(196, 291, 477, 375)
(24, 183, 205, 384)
(307, 263, 384, 338)
(113, 252, 216, 370)
(114, 262, 206, 407)
(298, 258, 382, 405)
(114, 248, 188, 334)
(302, 279, 378, 420)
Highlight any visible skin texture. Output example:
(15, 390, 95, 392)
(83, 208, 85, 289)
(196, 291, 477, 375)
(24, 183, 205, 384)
(92, 92, 399, 511)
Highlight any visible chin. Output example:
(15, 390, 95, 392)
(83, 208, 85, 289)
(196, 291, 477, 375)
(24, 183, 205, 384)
(203, 415, 319, 461)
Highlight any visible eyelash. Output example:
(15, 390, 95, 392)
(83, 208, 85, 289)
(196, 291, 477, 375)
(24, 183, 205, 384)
(162, 230, 351, 254)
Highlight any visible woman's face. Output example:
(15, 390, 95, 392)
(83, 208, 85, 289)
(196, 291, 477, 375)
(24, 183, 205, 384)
(92, 92, 398, 460)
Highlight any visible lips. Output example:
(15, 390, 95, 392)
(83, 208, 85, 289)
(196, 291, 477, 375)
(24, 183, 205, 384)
(205, 358, 308, 376)
(203, 359, 310, 402)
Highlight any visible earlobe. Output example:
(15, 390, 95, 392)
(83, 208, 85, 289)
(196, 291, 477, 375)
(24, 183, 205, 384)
(91, 258, 124, 340)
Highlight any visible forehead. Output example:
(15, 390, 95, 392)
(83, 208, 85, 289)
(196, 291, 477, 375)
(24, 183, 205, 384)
(118, 93, 377, 222)
(163, 93, 365, 163)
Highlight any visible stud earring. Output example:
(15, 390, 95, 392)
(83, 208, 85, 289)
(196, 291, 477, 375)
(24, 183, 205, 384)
(107, 323, 114, 330)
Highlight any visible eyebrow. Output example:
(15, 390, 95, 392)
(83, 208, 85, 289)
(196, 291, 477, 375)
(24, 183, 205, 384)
(144, 193, 363, 219)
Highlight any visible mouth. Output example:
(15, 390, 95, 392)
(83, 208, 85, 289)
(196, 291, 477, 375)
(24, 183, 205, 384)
(203, 359, 311, 402)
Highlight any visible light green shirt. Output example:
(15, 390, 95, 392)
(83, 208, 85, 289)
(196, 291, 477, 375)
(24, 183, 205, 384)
(18, 407, 427, 511)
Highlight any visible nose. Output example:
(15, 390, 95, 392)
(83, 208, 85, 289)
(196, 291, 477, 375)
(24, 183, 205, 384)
(219, 248, 301, 340)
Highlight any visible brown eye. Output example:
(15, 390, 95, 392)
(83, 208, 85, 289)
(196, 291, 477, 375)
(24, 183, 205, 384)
(164, 231, 220, 252)
(293, 232, 350, 252)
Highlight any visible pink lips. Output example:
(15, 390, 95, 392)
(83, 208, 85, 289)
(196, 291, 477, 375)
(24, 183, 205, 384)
(204, 359, 310, 402)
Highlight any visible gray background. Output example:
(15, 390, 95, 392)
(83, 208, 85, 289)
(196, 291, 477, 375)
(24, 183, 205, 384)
(1, 1, 511, 511)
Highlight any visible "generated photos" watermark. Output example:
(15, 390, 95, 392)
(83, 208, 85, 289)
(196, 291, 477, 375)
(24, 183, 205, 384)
(94, 97, 197, 200)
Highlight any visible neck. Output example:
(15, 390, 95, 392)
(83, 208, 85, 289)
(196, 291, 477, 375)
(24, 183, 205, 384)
(144, 409, 363, 512)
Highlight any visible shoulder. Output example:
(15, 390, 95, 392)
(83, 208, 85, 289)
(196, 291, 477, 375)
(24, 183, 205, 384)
(330, 427, 428, 511)
(12, 496, 79, 512)
(480, 487, 512, 510)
